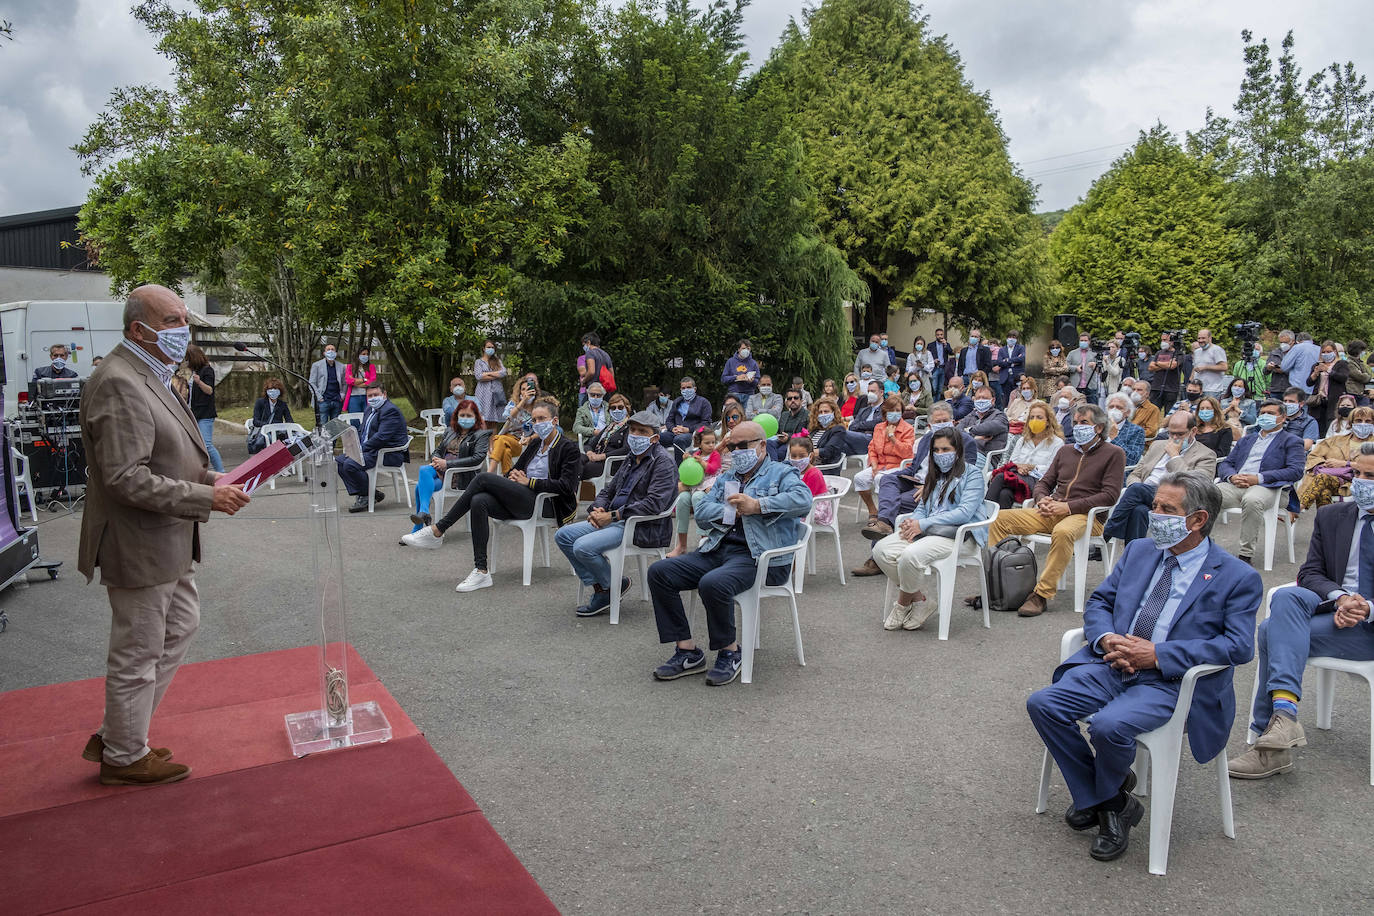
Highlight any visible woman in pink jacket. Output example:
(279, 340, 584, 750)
(343, 345, 377, 415)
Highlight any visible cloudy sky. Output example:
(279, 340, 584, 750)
(1, 0, 1371, 216)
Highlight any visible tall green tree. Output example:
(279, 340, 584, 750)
(76, 0, 593, 408)
(1050, 126, 1239, 345)
(507, 0, 863, 398)
(760, 0, 1055, 338)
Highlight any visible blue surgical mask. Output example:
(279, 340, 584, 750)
(457, 416, 476, 430)
(533, 420, 554, 438)
(1351, 478, 1374, 511)
(914, 344, 924, 352)
(1256, 414, 1278, 430)
(266, 388, 281, 399)
(452, 386, 465, 398)
(973, 399, 992, 412)
(1354, 423, 1374, 439)
(325, 349, 337, 360)
(730, 445, 761, 475)
(358, 354, 369, 364)
(583, 344, 591, 354)
(610, 408, 627, 422)
(1198, 408, 1214, 421)
(1072, 424, 1097, 445)
(1147, 512, 1191, 550)
(869, 341, 880, 351)
(818, 413, 834, 427)
(1079, 340, 1089, 350)
(933, 452, 956, 472)
(366, 395, 384, 409)
(909, 381, 920, 391)
(930, 421, 952, 432)
(627, 433, 652, 455)
(880, 339, 889, 348)
(1322, 351, 1337, 362)
(1050, 348, 1061, 356)
(1231, 386, 1245, 398)
(681, 388, 695, 401)
(886, 410, 902, 425)
(788, 456, 810, 471)
(485, 346, 496, 356)
(588, 397, 603, 408)
(846, 381, 858, 392)
(658, 394, 669, 405)
(1283, 402, 1300, 416)
(1021, 389, 1034, 401)
(969, 337, 980, 346)
(1007, 337, 1018, 345)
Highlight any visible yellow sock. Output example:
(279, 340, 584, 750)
(1272, 690, 1298, 704)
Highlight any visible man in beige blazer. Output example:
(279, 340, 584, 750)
(78, 285, 251, 786)
(1102, 411, 1218, 546)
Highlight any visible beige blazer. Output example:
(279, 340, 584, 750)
(78, 343, 216, 588)
(1127, 438, 1218, 487)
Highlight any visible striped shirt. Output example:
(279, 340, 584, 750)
(121, 339, 176, 390)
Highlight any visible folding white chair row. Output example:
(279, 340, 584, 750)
(1018, 500, 1116, 614)
(258, 423, 310, 489)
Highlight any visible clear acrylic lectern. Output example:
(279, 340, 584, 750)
(279, 417, 392, 755)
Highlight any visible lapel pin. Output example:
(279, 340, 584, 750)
(1203, 573, 1212, 581)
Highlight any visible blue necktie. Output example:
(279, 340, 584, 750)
(1133, 555, 1180, 638)
(1358, 516, 1374, 599)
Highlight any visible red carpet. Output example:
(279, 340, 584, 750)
(0, 646, 558, 915)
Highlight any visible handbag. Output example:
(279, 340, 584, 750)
(921, 523, 961, 539)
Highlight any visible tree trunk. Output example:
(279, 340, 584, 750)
(863, 285, 893, 339)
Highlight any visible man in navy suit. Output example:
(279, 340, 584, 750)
(1214, 399, 1306, 564)
(993, 331, 1026, 407)
(336, 382, 411, 512)
(954, 328, 992, 383)
(1230, 443, 1374, 779)
(1027, 471, 1262, 862)
(658, 376, 714, 457)
(928, 328, 953, 398)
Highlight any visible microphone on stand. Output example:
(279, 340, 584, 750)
(233, 341, 325, 431)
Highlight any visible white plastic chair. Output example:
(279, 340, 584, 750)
(489, 491, 559, 586)
(795, 475, 851, 592)
(1219, 485, 1295, 571)
(339, 411, 363, 426)
(366, 435, 413, 512)
(1035, 627, 1235, 875)
(420, 408, 445, 455)
(856, 458, 912, 522)
(1246, 581, 1374, 785)
(737, 523, 812, 684)
(259, 422, 310, 489)
(574, 504, 677, 624)
(1024, 502, 1116, 614)
(10, 447, 37, 522)
(881, 501, 999, 640)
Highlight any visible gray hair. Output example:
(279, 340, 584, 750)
(1105, 392, 1132, 412)
(928, 401, 953, 421)
(1360, 442, 1374, 458)
(1074, 402, 1109, 433)
(1278, 329, 1295, 341)
(1158, 470, 1222, 537)
(123, 286, 152, 331)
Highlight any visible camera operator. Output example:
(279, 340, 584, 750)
(1066, 331, 1103, 405)
(1147, 331, 1192, 410)
(1190, 328, 1229, 400)
(1231, 323, 1270, 397)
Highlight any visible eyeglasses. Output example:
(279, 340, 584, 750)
(726, 438, 763, 450)
(785, 396, 801, 402)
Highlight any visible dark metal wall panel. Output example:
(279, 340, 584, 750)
(0, 217, 91, 270)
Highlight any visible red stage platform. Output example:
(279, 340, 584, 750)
(0, 646, 558, 915)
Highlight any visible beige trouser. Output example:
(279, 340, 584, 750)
(1216, 482, 1278, 559)
(988, 508, 1101, 600)
(871, 532, 956, 593)
(100, 573, 200, 766)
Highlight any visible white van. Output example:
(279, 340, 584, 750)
(1, 300, 129, 417)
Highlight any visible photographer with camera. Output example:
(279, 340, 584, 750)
(1190, 329, 1229, 400)
(1147, 330, 1192, 410)
(1231, 322, 1270, 396)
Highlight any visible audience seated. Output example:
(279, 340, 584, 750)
(789, 437, 833, 530)
(1027, 471, 1261, 861)
(247, 377, 293, 454)
(573, 382, 610, 440)
(844, 379, 884, 454)
(808, 396, 850, 467)
(944, 376, 974, 420)
(745, 375, 782, 419)
(901, 370, 933, 421)
(981, 404, 1125, 616)
(1052, 385, 1084, 432)
(1128, 379, 1162, 440)
(1297, 405, 1374, 509)
(335, 382, 411, 513)
(1193, 396, 1233, 459)
(1104, 392, 1146, 466)
(1005, 377, 1039, 432)
(1215, 399, 1306, 565)
(668, 428, 721, 557)
(441, 376, 466, 427)
(580, 392, 634, 485)
(647, 421, 813, 687)
(1223, 378, 1259, 435)
(659, 376, 714, 456)
(957, 384, 1009, 455)
(853, 395, 916, 527)
(1230, 444, 1374, 779)
(401, 399, 580, 592)
(765, 389, 809, 460)
(556, 412, 678, 618)
(1103, 412, 1217, 547)
(839, 374, 861, 418)
(489, 372, 552, 474)
(1280, 387, 1319, 449)
(407, 399, 492, 533)
(644, 388, 672, 429)
(987, 401, 1062, 510)
(872, 429, 990, 630)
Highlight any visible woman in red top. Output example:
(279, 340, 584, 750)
(839, 372, 861, 418)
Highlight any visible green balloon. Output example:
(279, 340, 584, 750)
(679, 457, 705, 487)
(756, 412, 779, 438)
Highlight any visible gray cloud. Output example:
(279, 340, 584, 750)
(2, 1, 1372, 215)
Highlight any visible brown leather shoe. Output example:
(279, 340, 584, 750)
(99, 749, 191, 786)
(82, 734, 172, 764)
(861, 520, 893, 541)
(1017, 593, 1048, 617)
(851, 557, 883, 577)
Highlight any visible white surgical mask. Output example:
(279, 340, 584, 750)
(1107, 408, 1124, 424)
(533, 419, 555, 438)
(846, 381, 858, 392)
(1130, 391, 1144, 405)
(739, 347, 751, 360)
(1231, 386, 1245, 398)
(1021, 389, 1034, 401)
(867, 391, 880, 404)
(973, 398, 992, 412)
(929, 420, 952, 432)
(452, 386, 465, 397)
(1354, 423, 1374, 439)
(137, 321, 191, 363)
(52, 357, 67, 370)
(759, 385, 772, 397)
(325, 349, 337, 360)
(1057, 398, 1070, 410)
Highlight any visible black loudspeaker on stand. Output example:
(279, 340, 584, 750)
(1053, 314, 1078, 346)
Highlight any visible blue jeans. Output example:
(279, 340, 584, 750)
(555, 520, 627, 589)
(317, 398, 342, 428)
(1250, 586, 1374, 731)
(1103, 482, 1156, 544)
(197, 418, 224, 472)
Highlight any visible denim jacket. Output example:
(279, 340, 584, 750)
(694, 456, 813, 567)
(897, 461, 991, 546)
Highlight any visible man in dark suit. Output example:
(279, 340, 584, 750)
(336, 381, 411, 512)
(954, 328, 992, 384)
(1027, 471, 1262, 861)
(928, 327, 953, 398)
(993, 331, 1026, 407)
(33, 343, 80, 381)
(1215, 399, 1306, 565)
(658, 375, 714, 456)
(1230, 443, 1374, 779)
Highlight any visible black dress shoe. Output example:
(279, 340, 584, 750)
(1090, 795, 1144, 862)
(373, 490, 386, 505)
(1064, 770, 1136, 831)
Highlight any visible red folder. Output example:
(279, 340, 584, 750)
(217, 441, 298, 495)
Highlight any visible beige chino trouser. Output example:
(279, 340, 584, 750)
(988, 508, 1101, 600)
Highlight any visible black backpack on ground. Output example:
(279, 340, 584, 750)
(982, 536, 1038, 612)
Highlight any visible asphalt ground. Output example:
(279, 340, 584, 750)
(3, 434, 1371, 913)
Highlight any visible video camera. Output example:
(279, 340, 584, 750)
(1120, 331, 1141, 373)
(1162, 328, 1190, 351)
(1234, 321, 1262, 364)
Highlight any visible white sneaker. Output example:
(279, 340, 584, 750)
(883, 602, 911, 631)
(401, 527, 444, 549)
(455, 569, 493, 592)
(903, 599, 938, 630)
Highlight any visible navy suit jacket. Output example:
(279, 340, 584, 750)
(666, 395, 712, 432)
(993, 343, 1025, 385)
(1297, 501, 1368, 607)
(1216, 430, 1305, 487)
(954, 345, 992, 379)
(947, 393, 974, 421)
(360, 400, 410, 467)
(1057, 538, 1262, 763)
